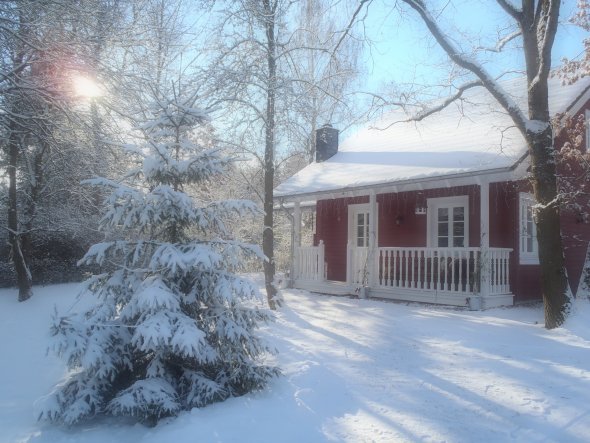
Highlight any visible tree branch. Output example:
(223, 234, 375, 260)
(404, 80, 483, 123)
(535, 0, 561, 86)
(476, 30, 521, 53)
(496, 0, 523, 23)
(333, 0, 371, 56)
(399, 0, 528, 135)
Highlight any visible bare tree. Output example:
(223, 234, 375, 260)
(373, 0, 568, 328)
(285, 0, 361, 163)
(205, 0, 362, 309)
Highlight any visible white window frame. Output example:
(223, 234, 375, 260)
(519, 192, 539, 265)
(426, 195, 469, 248)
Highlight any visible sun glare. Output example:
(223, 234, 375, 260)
(73, 76, 103, 98)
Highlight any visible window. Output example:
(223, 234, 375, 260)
(519, 192, 539, 264)
(427, 196, 469, 248)
(586, 109, 590, 152)
(356, 212, 369, 247)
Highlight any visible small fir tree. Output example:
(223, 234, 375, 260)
(38, 93, 279, 426)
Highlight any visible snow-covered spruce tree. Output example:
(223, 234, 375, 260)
(38, 94, 279, 426)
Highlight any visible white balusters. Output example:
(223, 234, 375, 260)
(373, 247, 511, 296)
(295, 241, 325, 281)
(488, 248, 511, 294)
(295, 244, 512, 296)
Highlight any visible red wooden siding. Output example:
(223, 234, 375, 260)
(376, 186, 480, 247)
(490, 181, 543, 302)
(315, 187, 481, 282)
(316, 196, 368, 281)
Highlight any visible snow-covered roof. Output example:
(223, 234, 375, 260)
(275, 76, 590, 199)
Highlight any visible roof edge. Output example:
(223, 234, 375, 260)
(274, 162, 527, 203)
(565, 81, 590, 116)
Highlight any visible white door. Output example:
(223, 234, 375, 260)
(348, 204, 371, 285)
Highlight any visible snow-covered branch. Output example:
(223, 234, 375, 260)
(404, 80, 484, 124)
(399, 0, 529, 135)
(476, 30, 521, 53)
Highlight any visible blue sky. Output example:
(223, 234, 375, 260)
(360, 0, 587, 92)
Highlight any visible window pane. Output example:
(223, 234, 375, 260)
(355, 211, 369, 248)
(527, 236, 533, 252)
(438, 208, 448, 221)
(438, 237, 449, 247)
(453, 206, 464, 221)
(453, 222, 464, 237)
(438, 222, 448, 236)
(453, 236, 464, 247)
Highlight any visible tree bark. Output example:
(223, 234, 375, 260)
(262, 0, 280, 309)
(528, 128, 569, 328)
(521, 0, 569, 328)
(7, 128, 33, 302)
(526, 91, 569, 329)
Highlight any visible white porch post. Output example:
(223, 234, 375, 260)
(293, 201, 301, 282)
(293, 201, 301, 249)
(479, 181, 491, 300)
(368, 191, 377, 288)
(346, 241, 352, 286)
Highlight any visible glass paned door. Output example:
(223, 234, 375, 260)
(348, 204, 373, 285)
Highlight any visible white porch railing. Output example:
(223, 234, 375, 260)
(375, 247, 512, 295)
(294, 240, 325, 281)
(487, 248, 511, 295)
(293, 244, 512, 296)
(347, 245, 369, 286)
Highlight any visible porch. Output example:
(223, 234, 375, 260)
(284, 176, 521, 309)
(293, 243, 513, 308)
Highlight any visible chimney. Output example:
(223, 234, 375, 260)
(315, 124, 339, 163)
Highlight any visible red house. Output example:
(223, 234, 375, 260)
(275, 76, 590, 309)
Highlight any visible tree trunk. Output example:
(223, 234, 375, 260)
(262, 0, 280, 309)
(8, 130, 33, 302)
(527, 125, 570, 328)
(522, 0, 569, 328)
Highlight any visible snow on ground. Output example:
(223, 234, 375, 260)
(1, 278, 589, 443)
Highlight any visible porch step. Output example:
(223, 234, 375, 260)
(293, 280, 514, 309)
(293, 279, 352, 296)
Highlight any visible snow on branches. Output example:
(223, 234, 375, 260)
(558, 0, 590, 83)
(554, 112, 590, 220)
(38, 94, 279, 426)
